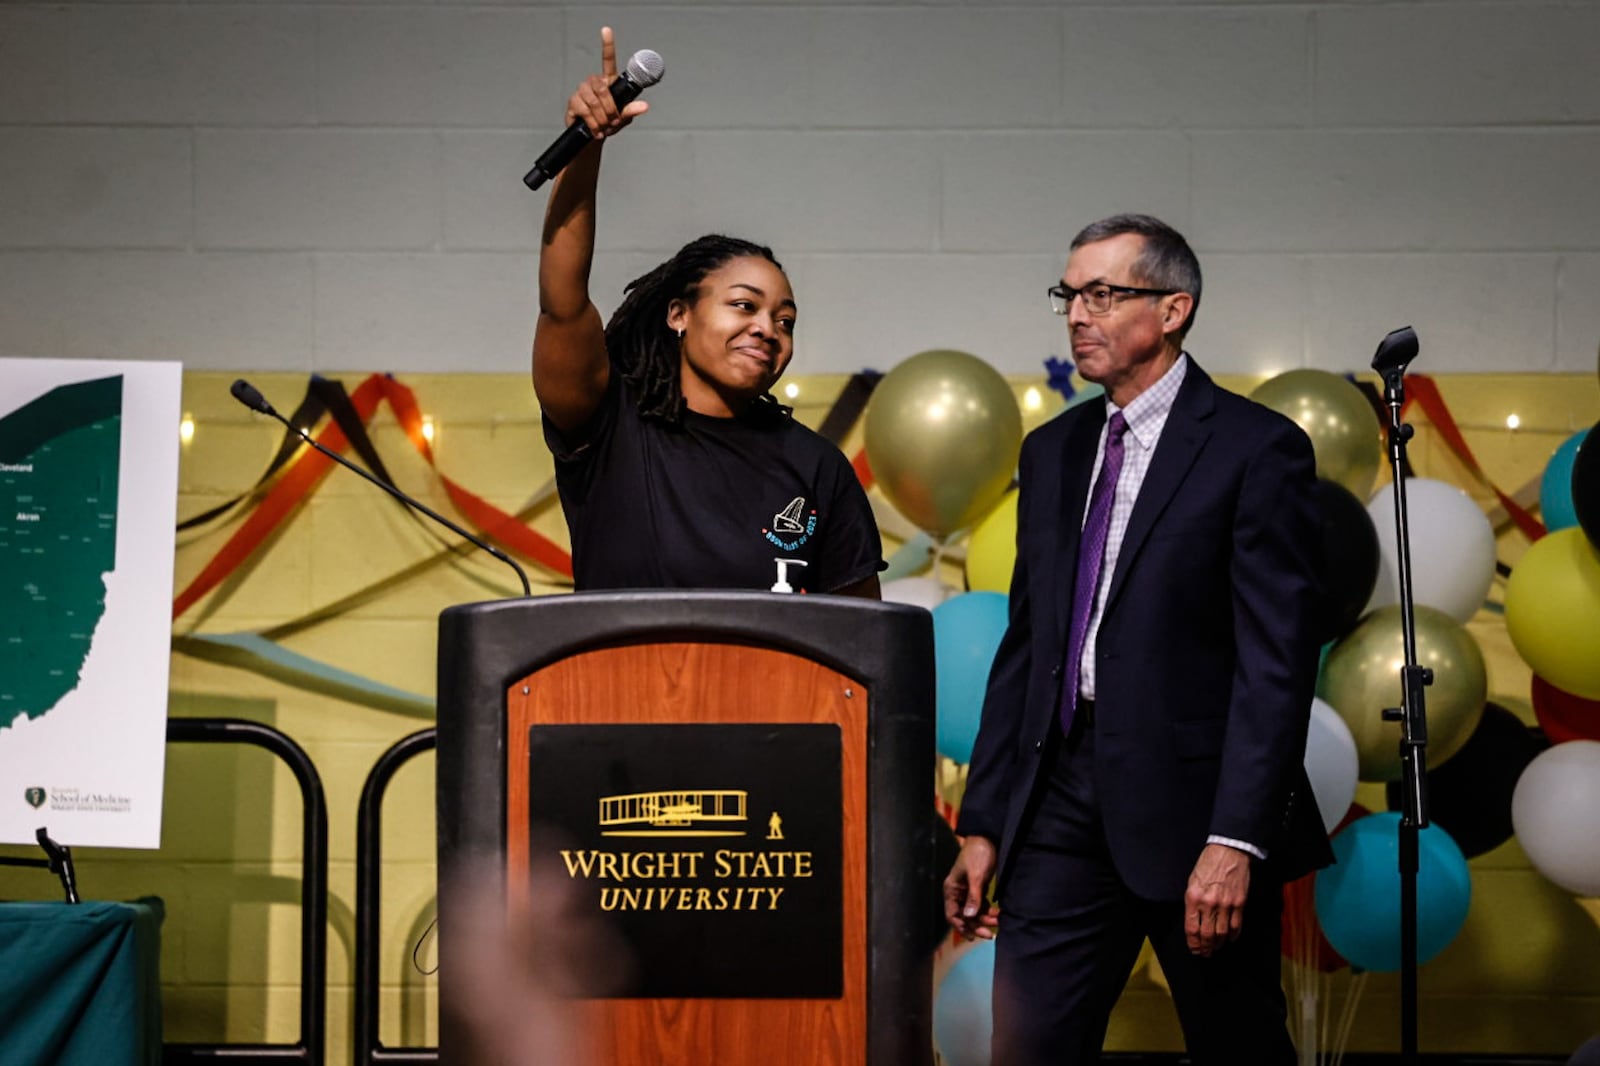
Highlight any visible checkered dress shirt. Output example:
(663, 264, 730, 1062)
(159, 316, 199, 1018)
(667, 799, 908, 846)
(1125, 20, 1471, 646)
(1076, 354, 1188, 700)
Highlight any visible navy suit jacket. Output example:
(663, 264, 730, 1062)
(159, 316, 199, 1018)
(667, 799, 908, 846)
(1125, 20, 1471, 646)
(956, 360, 1334, 901)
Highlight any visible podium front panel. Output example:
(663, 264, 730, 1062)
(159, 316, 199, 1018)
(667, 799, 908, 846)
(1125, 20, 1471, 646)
(507, 642, 867, 1064)
(524, 721, 844, 998)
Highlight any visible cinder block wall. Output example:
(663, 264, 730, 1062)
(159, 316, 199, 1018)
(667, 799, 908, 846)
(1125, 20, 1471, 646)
(3, 2, 1598, 377)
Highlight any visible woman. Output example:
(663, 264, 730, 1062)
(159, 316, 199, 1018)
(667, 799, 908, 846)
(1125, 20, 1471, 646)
(534, 28, 883, 597)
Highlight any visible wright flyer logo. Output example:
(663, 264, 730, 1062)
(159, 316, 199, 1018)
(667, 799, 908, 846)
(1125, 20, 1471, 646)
(527, 723, 842, 999)
(598, 789, 748, 836)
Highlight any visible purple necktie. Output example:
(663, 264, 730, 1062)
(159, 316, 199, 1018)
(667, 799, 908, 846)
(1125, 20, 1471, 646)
(1060, 411, 1129, 735)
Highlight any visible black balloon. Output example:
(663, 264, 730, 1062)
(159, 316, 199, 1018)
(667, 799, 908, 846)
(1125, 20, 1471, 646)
(1385, 702, 1548, 858)
(1574, 418, 1600, 550)
(1312, 479, 1380, 642)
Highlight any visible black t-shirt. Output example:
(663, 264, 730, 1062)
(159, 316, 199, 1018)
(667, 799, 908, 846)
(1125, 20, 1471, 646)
(544, 377, 885, 594)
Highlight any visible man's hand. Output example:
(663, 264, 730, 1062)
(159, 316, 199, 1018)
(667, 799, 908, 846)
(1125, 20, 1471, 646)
(1184, 842, 1251, 956)
(944, 836, 1001, 940)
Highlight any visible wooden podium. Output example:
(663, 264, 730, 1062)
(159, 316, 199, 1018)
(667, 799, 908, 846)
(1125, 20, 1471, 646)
(436, 591, 936, 1066)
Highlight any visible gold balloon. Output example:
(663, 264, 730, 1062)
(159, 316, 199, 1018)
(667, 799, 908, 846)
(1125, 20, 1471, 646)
(864, 350, 1022, 539)
(1250, 369, 1383, 500)
(1318, 605, 1486, 782)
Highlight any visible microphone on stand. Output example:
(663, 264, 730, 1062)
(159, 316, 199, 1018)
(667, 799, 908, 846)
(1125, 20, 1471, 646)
(1367, 326, 1429, 1062)
(230, 378, 532, 597)
(1371, 325, 1420, 379)
(523, 48, 665, 191)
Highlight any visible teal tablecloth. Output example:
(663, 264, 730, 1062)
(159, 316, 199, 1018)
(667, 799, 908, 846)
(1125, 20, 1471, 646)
(0, 899, 163, 1066)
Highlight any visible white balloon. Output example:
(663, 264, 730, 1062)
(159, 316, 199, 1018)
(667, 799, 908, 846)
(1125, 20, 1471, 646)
(1365, 478, 1496, 623)
(882, 576, 955, 611)
(1304, 697, 1360, 833)
(1511, 740, 1600, 897)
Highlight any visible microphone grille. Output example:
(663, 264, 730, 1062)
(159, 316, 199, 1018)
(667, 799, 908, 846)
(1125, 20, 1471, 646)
(626, 49, 665, 88)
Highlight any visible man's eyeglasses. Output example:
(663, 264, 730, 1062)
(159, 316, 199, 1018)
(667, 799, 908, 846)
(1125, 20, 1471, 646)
(1048, 282, 1178, 316)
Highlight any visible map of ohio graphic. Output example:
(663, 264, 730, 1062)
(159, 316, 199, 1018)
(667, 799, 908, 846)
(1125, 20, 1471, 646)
(1, 358, 177, 849)
(0, 375, 123, 729)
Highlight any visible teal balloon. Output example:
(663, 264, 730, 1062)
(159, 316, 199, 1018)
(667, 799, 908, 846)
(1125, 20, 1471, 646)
(933, 940, 995, 1066)
(932, 592, 1009, 764)
(1313, 812, 1471, 973)
(881, 531, 936, 582)
(1541, 429, 1589, 532)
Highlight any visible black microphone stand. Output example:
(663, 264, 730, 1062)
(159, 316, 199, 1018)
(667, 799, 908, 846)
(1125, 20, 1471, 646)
(1370, 326, 1430, 1063)
(0, 828, 81, 902)
(230, 379, 533, 597)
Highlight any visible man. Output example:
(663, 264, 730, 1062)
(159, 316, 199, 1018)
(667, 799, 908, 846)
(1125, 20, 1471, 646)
(943, 214, 1331, 1065)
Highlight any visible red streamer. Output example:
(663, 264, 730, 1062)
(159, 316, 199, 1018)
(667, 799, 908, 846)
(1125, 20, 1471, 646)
(1401, 374, 1546, 541)
(173, 376, 388, 619)
(851, 448, 874, 489)
(374, 376, 573, 579)
(174, 374, 574, 621)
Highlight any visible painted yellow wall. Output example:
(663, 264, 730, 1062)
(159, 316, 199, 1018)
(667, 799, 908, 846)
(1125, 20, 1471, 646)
(2, 369, 1597, 1060)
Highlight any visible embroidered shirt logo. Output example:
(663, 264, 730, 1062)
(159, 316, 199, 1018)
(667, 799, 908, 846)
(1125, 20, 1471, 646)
(764, 497, 817, 552)
(772, 497, 806, 534)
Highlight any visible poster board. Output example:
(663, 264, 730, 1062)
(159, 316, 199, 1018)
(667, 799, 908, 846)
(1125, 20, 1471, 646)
(0, 358, 181, 848)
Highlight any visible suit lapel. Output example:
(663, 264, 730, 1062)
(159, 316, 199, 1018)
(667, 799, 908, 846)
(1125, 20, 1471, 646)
(1102, 363, 1217, 619)
(1047, 406, 1107, 654)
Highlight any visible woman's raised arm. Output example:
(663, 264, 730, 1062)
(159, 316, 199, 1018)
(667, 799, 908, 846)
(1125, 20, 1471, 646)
(532, 27, 649, 433)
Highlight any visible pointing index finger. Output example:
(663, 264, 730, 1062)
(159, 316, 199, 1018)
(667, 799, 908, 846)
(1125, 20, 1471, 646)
(600, 26, 618, 80)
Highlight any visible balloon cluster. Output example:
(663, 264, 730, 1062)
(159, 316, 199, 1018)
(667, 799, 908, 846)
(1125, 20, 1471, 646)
(1245, 369, 1496, 975)
(1251, 375, 1600, 974)
(863, 351, 1022, 1065)
(1506, 419, 1600, 899)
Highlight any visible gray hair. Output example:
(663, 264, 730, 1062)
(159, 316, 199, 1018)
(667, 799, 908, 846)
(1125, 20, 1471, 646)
(1070, 213, 1202, 340)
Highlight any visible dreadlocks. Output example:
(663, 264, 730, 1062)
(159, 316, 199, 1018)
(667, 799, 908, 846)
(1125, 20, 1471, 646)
(604, 234, 787, 425)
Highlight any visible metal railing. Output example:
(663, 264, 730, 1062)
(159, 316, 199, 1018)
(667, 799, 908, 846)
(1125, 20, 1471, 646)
(163, 717, 328, 1066)
(354, 728, 439, 1066)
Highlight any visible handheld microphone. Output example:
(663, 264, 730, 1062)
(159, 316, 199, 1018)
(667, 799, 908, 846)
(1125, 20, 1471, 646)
(523, 49, 665, 191)
(229, 378, 533, 597)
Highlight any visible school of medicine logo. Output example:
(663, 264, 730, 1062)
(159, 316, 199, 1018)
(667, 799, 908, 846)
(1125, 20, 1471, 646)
(24, 787, 46, 809)
(764, 496, 817, 552)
